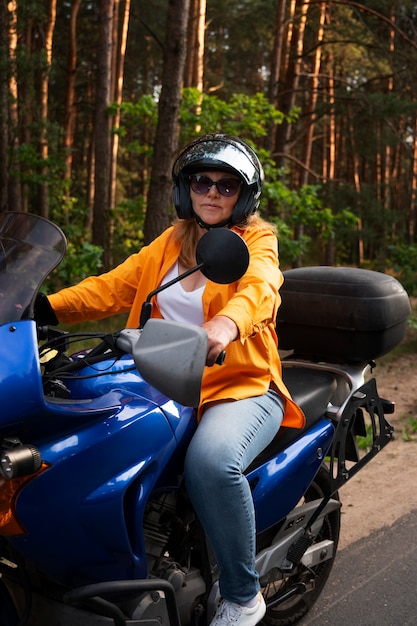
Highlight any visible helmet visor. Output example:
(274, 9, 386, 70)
(174, 137, 260, 185)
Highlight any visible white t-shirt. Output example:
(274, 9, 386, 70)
(157, 262, 206, 326)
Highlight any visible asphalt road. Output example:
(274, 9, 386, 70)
(299, 508, 417, 625)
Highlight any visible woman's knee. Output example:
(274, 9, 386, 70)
(184, 438, 233, 492)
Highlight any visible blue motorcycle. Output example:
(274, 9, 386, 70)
(0, 212, 411, 625)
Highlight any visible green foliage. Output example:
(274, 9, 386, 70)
(408, 316, 417, 331)
(356, 423, 374, 452)
(402, 415, 417, 442)
(179, 89, 289, 142)
(387, 243, 417, 296)
(116, 89, 289, 155)
(51, 90, 297, 283)
(112, 197, 146, 265)
(112, 89, 360, 267)
(6, 0, 417, 283)
(273, 217, 312, 266)
(262, 166, 358, 266)
(54, 240, 103, 288)
(11, 137, 64, 185)
(48, 202, 103, 291)
(113, 96, 158, 152)
(205, 0, 282, 98)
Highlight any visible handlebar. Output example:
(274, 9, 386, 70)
(215, 350, 226, 366)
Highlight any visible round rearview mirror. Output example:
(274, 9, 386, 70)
(196, 228, 249, 284)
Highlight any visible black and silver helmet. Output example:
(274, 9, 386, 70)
(172, 134, 264, 225)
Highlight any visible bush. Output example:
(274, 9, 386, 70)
(387, 243, 417, 296)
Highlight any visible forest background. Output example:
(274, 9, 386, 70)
(1, 0, 417, 296)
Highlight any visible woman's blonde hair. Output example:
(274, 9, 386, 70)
(171, 214, 276, 269)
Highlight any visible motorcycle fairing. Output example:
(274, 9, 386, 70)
(0, 322, 45, 427)
(9, 393, 196, 587)
(248, 417, 335, 532)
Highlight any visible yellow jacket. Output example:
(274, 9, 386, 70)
(48, 224, 305, 429)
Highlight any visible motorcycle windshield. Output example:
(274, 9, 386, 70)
(0, 212, 66, 324)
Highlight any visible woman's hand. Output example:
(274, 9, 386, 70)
(201, 315, 238, 366)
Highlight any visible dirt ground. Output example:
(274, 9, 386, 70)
(337, 346, 417, 550)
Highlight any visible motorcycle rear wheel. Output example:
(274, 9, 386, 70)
(260, 464, 341, 626)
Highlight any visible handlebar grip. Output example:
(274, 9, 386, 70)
(215, 350, 226, 366)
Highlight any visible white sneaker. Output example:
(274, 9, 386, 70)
(210, 592, 266, 626)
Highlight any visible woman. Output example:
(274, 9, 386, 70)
(48, 134, 305, 626)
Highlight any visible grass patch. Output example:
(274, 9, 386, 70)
(403, 417, 417, 441)
(356, 423, 374, 451)
(399, 412, 417, 442)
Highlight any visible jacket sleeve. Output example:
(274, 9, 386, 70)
(217, 227, 282, 342)
(48, 250, 146, 324)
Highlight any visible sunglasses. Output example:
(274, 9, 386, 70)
(189, 174, 242, 198)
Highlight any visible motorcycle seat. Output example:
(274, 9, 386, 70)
(246, 367, 337, 471)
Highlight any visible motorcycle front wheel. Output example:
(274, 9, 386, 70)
(260, 464, 341, 626)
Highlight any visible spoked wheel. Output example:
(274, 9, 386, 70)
(260, 465, 341, 626)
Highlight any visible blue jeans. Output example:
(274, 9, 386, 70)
(184, 388, 284, 604)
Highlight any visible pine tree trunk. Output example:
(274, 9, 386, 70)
(185, 0, 205, 132)
(0, 0, 8, 213)
(38, 0, 57, 219)
(275, 0, 309, 171)
(109, 0, 131, 214)
(299, 1, 325, 186)
(185, 0, 198, 87)
(185, 0, 206, 90)
(410, 114, 417, 243)
(7, 0, 22, 212)
(267, 0, 286, 152)
(63, 0, 82, 220)
(92, 0, 114, 269)
(144, 0, 190, 244)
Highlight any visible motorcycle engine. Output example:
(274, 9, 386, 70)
(129, 492, 207, 625)
(143, 492, 178, 571)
